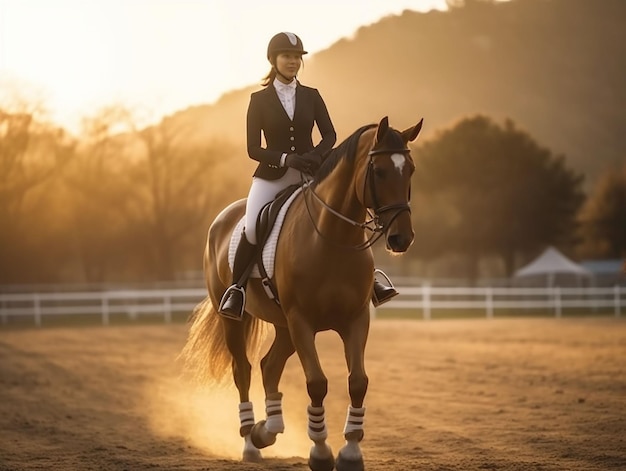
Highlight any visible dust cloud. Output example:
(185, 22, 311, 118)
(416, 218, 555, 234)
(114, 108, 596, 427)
(142, 349, 316, 460)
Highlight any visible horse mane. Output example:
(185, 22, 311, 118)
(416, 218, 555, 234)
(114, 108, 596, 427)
(314, 124, 376, 184)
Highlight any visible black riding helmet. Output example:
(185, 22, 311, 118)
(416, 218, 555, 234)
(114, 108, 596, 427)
(267, 32, 308, 62)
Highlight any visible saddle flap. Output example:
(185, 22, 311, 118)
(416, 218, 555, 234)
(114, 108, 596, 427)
(255, 183, 301, 247)
(228, 185, 303, 281)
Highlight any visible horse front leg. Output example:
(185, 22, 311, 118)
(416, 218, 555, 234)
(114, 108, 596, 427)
(223, 318, 262, 463)
(250, 325, 295, 449)
(289, 316, 335, 471)
(336, 314, 370, 471)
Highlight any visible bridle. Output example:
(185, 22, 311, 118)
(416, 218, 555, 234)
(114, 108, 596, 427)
(365, 147, 412, 223)
(302, 144, 412, 251)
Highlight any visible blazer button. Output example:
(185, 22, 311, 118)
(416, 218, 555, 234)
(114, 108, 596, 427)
(290, 136, 294, 141)
(289, 127, 294, 131)
(290, 146, 296, 151)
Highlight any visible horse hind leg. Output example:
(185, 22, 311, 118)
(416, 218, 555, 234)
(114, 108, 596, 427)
(250, 325, 295, 449)
(223, 316, 262, 462)
(239, 404, 262, 462)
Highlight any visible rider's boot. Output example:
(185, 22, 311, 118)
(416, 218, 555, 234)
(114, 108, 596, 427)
(218, 234, 257, 320)
(371, 268, 399, 307)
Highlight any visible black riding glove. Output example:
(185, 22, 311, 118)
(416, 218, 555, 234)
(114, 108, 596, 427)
(301, 152, 322, 174)
(285, 153, 314, 174)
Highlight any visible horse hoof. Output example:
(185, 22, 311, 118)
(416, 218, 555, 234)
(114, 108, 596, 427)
(250, 420, 277, 449)
(336, 453, 364, 471)
(308, 454, 335, 471)
(242, 448, 262, 463)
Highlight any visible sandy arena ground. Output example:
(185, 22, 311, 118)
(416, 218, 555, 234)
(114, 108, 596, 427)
(1, 317, 625, 470)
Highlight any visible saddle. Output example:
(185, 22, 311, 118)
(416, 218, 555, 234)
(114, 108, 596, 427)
(255, 184, 301, 248)
(231, 184, 302, 304)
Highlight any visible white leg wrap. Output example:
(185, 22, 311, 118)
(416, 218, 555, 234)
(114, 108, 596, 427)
(307, 405, 328, 442)
(343, 405, 365, 435)
(264, 396, 285, 434)
(239, 401, 255, 430)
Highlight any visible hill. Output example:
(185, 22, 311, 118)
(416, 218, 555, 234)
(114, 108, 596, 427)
(166, 0, 626, 189)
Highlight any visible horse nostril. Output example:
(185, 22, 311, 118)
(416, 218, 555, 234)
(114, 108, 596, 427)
(386, 234, 412, 252)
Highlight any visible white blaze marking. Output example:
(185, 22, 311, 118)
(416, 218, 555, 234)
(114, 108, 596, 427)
(391, 153, 406, 174)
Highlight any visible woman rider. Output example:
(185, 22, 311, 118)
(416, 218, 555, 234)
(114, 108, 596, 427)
(218, 32, 398, 320)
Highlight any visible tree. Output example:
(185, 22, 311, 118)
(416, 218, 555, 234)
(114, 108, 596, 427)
(411, 115, 584, 280)
(0, 104, 75, 283)
(577, 163, 626, 258)
(124, 118, 242, 281)
(63, 105, 139, 282)
(65, 106, 243, 283)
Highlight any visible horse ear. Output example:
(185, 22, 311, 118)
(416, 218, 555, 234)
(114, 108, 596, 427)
(402, 118, 424, 143)
(375, 116, 390, 145)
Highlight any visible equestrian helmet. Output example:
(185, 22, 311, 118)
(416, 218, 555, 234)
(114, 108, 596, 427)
(267, 32, 308, 60)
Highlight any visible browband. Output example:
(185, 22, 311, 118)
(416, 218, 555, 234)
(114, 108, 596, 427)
(368, 148, 410, 156)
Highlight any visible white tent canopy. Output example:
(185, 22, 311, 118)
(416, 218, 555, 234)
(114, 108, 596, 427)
(514, 246, 592, 285)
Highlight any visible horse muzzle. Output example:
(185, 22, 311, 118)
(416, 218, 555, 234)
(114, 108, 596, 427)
(386, 230, 414, 253)
(377, 205, 414, 253)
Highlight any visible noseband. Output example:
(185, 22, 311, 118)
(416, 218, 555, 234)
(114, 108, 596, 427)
(302, 145, 412, 251)
(366, 147, 412, 221)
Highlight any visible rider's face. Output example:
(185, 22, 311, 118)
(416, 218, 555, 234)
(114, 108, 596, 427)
(275, 53, 302, 82)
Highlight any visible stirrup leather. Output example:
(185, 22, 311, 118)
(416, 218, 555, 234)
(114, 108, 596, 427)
(218, 285, 246, 320)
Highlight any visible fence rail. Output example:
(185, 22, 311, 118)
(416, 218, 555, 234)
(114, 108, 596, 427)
(0, 285, 623, 326)
(0, 288, 205, 326)
(382, 285, 624, 320)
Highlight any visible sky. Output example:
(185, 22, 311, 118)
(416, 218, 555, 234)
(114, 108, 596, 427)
(0, 0, 448, 132)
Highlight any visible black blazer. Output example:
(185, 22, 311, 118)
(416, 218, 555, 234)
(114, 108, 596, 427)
(246, 82, 337, 180)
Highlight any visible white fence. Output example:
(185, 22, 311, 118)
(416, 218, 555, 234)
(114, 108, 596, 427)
(0, 288, 205, 327)
(0, 285, 623, 327)
(380, 285, 624, 320)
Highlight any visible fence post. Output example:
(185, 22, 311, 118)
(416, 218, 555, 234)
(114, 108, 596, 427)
(102, 294, 110, 326)
(615, 285, 621, 318)
(554, 286, 561, 318)
(485, 287, 493, 319)
(164, 295, 172, 324)
(423, 283, 431, 320)
(34, 293, 41, 327)
(1, 297, 7, 325)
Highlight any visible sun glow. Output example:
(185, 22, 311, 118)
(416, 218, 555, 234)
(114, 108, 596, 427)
(0, 0, 447, 132)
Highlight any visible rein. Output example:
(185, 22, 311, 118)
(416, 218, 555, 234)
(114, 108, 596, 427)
(302, 179, 385, 251)
(300, 145, 412, 251)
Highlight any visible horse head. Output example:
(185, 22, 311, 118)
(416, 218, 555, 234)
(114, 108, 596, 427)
(361, 116, 423, 253)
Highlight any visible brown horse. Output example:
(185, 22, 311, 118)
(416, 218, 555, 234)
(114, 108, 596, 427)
(180, 116, 423, 471)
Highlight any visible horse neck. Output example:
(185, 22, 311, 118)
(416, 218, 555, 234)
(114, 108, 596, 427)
(313, 158, 368, 240)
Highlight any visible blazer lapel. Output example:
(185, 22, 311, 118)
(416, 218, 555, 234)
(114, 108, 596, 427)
(292, 85, 302, 122)
(294, 85, 313, 122)
(266, 86, 292, 122)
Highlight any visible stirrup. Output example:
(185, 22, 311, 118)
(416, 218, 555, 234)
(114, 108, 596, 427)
(218, 285, 246, 321)
(372, 269, 399, 307)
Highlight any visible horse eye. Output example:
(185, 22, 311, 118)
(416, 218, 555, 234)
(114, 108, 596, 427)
(374, 167, 387, 179)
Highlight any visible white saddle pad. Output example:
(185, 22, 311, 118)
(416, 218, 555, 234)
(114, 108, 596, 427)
(228, 187, 303, 279)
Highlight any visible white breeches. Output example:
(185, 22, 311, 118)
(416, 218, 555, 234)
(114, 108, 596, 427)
(244, 168, 303, 244)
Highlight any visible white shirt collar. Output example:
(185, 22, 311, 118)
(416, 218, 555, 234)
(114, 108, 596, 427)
(273, 77, 297, 91)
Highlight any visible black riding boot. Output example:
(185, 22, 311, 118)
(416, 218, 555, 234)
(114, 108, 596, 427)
(371, 269, 399, 307)
(218, 234, 257, 320)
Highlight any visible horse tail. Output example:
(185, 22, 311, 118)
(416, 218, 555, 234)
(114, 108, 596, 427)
(178, 296, 266, 386)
